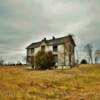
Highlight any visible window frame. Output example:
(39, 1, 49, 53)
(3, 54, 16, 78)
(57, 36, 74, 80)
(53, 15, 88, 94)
(53, 45, 58, 52)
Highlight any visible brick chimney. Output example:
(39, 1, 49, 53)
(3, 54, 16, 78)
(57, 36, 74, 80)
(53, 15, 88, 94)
(52, 36, 55, 40)
(42, 37, 46, 42)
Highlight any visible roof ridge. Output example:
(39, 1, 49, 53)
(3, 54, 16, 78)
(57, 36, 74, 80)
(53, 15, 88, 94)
(26, 35, 75, 49)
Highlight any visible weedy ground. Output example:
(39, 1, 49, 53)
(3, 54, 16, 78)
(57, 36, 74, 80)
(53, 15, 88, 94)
(0, 64, 100, 100)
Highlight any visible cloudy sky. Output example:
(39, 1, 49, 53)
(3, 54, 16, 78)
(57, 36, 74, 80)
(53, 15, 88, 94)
(0, 0, 100, 63)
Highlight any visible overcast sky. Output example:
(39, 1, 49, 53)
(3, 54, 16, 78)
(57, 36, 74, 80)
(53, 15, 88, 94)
(0, 0, 100, 63)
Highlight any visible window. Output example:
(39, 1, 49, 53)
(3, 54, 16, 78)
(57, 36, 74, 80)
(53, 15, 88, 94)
(27, 56, 32, 63)
(53, 55, 58, 64)
(53, 45, 58, 52)
(28, 49, 32, 55)
(31, 48, 34, 54)
(41, 46, 45, 51)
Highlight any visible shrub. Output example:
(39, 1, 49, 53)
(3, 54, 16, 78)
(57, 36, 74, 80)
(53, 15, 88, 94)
(80, 59, 88, 64)
(35, 50, 55, 70)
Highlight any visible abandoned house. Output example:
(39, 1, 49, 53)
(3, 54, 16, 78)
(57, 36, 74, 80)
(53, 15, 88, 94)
(26, 35, 76, 67)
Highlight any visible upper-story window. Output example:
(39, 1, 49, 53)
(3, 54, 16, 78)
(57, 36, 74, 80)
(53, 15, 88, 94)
(53, 45, 58, 52)
(41, 46, 45, 51)
(31, 48, 34, 54)
(27, 49, 32, 55)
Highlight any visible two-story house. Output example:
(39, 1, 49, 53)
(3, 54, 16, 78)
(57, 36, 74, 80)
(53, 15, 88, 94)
(26, 35, 76, 67)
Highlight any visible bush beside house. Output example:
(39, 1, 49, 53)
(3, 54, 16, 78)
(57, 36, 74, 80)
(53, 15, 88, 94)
(33, 50, 55, 70)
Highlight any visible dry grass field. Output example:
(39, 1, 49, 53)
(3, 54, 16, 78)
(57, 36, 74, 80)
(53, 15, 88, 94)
(0, 64, 100, 100)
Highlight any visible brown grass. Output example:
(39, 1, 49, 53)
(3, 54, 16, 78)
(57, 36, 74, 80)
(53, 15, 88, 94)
(0, 64, 100, 100)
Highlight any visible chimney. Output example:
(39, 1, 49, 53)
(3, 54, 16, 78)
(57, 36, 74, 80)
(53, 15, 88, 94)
(44, 38, 46, 41)
(68, 34, 72, 38)
(52, 36, 55, 40)
(42, 37, 46, 42)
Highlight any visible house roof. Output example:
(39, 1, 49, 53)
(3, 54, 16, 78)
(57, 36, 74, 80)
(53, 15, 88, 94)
(26, 35, 76, 49)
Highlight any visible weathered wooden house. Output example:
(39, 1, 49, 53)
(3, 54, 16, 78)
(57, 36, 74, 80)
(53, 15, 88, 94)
(26, 35, 76, 67)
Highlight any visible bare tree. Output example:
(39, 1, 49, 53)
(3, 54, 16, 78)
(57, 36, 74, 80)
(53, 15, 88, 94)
(94, 50, 100, 64)
(0, 60, 4, 65)
(84, 43, 93, 64)
(22, 56, 26, 64)
(94, 57, 98, 64)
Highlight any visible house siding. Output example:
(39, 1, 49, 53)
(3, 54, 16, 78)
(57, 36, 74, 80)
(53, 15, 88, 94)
(34, 47, 41, 55)
(27, 44, 72, 66)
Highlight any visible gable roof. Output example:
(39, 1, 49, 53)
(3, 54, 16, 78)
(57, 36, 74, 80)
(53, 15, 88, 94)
(26, 35, 76, 49)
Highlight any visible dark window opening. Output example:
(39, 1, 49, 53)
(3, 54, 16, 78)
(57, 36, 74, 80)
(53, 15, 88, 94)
(31, 48, 34, 53)
(27, 56, 32, 63)
(53, 55, 58, 64)
(41, 46, 45, 51)
(53, 45, 58, 52)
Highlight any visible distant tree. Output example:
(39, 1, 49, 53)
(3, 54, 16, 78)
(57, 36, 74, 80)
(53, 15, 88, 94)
(94, 50, 100, 64)
(80, 59, 88, 64)
(34, 50, 55, 70)
(0, 60, 4, 65)
(22, 56, 26, 64)
(17, 61, 22, 65)
(84, 43, 93, 64)
(94, 57, 98, 64)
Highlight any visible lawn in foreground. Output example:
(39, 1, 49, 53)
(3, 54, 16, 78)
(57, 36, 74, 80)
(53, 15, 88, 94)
(0, 64, 100, 100)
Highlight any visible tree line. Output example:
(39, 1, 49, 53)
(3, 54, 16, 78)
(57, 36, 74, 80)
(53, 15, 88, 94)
(83, 43, 100, 64)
